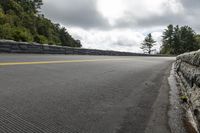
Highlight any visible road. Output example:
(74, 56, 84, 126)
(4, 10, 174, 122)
(0, 54, 175, 133)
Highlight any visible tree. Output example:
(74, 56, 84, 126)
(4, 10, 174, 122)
(179, 26, 199, 53)
(161, 24, 174, 54)
(141, 33, 156, 54)
(195, 34, 200, 48)
(33, 0, 43, 11)
(0, 0, 82, 47)
(172, 25, 181, 54)
(161, 25, 199, 55)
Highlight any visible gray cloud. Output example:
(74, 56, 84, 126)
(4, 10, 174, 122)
(42, 0, 200, 32)
(182, 0, 200, 10)
(42, 0, 109, 29)
(181, 0, 200, 32)
(112, 41, 135, 47)
(113, 1, 196, 30)
(41, 0, 200, 52)
(117, 14, 187, 29)
(137, 17, 182, 29)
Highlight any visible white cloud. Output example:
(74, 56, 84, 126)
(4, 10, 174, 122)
(64, 0, 184, 53)
(125, 0, 167, 17)
(167, 0, 184, 14)
(96, 0, 184, 26)
(68, 27, 162, 53)
(97, 0, 125, 25)
(152, 32, 163, 52)
(42, 0, 199, 53)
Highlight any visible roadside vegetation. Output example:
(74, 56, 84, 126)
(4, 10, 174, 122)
(0, 0, 199, 53)
(0, 0, 82, 47)
(161, 25, 200, 55)
(142, 25, 200, 55)
(140, 33, 156, 54)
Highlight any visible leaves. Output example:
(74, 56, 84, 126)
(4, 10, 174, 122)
(0, 0, 82, 47)
(141, 33, 156, 54)
(161, 25, 199, 55)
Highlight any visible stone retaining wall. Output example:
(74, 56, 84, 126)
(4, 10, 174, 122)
(0, 40, 145, 56)
(175, 50, 200, 129)
(0, 40, 169, 56)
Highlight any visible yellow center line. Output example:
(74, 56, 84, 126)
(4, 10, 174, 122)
(0, 59, 131, 66)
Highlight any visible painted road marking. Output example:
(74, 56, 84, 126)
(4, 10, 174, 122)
(0, 59, 131, 66)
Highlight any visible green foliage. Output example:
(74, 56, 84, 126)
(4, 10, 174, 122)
(0, 0, 82, 47)
(0, 24, 14, 40)
(161, 25, 199, 55)
(161, 24, 174, 54)
(180, 95, 188, 103)
(195, 34, 200, 48)
(12, 27, 33, 42)
(0, 24, 33, 42)
(34, 35, 48, 44)
(141, 33, 156, 54)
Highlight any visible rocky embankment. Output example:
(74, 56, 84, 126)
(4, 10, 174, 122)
(175, 50, 200, 133)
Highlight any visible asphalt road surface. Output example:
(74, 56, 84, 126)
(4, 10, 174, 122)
(0, 54, 175, 133)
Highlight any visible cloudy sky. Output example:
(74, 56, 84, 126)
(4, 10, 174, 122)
(41, 0, 200, 53)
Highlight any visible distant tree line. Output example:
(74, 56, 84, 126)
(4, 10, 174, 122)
(141, 25, 200, 55)
(0, 0, 82, 47)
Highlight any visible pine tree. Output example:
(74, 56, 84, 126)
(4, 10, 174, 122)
(161, 25, 199, 54)
(161, 24, 174, 54)
(141, 33, 156, 54)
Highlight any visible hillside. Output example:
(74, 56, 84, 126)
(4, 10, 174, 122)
(0, 0, 82, 47)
